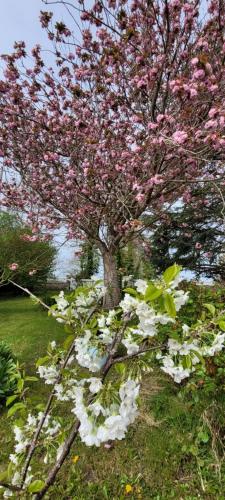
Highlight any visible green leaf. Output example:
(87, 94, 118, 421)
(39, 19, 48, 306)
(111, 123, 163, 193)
(218, 319, 225, 332)
(145, 284, 162, 301)
(163, 264, 181, 285)
(28, 480, 45, 493)
(6, 394, 18, 407)
(203, 303, 216, 316)
(35, 403, 45, 411)
(115, 363, 126, 375)
(25, 376, 38, 382)
(198, 431, 209, 443)
(164, 293, 176, 318)
(36, 356, 50, 367)
(123, 288, 139, 297)
(7, 402, 26, 417)
(89, 317, 98, 329)
(183, 355, 192, 369)
(63, 335, 74, 350)
(64, 323, 74, 334)
(7, 461, 13, 479)
(0, 469, 9, 481)
(17, 378, 24, 392)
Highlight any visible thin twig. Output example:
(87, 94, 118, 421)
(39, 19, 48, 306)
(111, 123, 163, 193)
(0, 482, 21, 492)
(34, 421, 80, 500)
(9, 280, 50, 311)
(20, 340, 76, 486)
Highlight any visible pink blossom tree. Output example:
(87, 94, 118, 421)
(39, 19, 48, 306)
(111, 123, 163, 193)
(0, 0, 225, 307)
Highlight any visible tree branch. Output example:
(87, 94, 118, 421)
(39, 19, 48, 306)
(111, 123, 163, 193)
(112, 343, 165, 365)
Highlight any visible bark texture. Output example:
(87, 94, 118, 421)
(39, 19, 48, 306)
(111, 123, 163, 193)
(102, 250, 121, 309)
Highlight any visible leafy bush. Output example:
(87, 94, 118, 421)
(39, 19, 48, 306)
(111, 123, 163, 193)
(0, 342, 17, 403)
(0, 211, 56, 294)
(179, 282, 225, 325)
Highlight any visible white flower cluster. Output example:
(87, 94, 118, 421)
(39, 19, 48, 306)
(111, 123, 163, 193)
(167, 338, 200, 357)
(135, 279, 148, 294)
(165, 273, 189, 310)
(13, 425, 29, 455)
(202, 332, 225, 356)
(54, 376, 103, 402)
(71, 379, 139, 447)
(38, 364, 59, 384)
(50, 340, 56, 350)
(158, 355, 192, 383)
(52, 376, 139, 448)
(53, 285, 106, 324)
(119, 278, 185, 356)
(157, 331, 225, 383)
(121, 296, 174, 335)
(55, 291, 69, 312)
(97, 309, 116, 345)
(9, 465, 33, 492)
(74, 330, 107, 372)
(7, 268, 225, 499)
(73, 309, 118, 371)
(73, 276, 189, 363)
(75, 286, 104, 312)
(8, 412, 62, 494)
(173, 290, 189, 311)
(122, 334, 140, 355)
(12, 413, 61, 458)
(53, 291, 69, 323)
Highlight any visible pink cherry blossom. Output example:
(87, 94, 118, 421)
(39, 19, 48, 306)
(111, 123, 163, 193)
(191, 57, 199, 66)
(8, 263, 19, 271)
(193, 69, 205, 80)
(172, 131, 188, 144)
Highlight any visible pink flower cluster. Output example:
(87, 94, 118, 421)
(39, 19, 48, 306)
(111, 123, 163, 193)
(0, 0, 224, 254)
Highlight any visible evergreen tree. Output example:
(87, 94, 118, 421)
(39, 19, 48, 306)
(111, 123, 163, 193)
(148, 186, 225, 280)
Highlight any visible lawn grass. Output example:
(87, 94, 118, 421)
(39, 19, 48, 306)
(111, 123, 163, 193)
(0, 296, 64, 370)
(0, 297, 225, 499)
(0, 296, 65, 478)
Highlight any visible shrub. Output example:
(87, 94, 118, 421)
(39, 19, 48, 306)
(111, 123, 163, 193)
(0, 211, 56, 294)
(0, 342, 17, 403)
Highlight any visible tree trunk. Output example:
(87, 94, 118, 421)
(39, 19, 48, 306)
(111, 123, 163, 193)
(102, 249, 121, 309)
